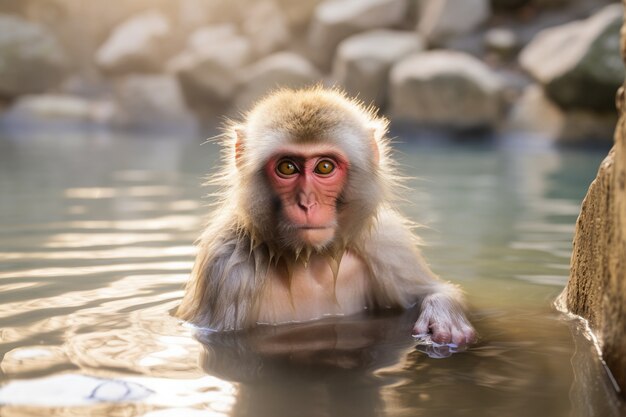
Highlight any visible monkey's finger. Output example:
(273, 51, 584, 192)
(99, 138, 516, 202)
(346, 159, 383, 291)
(430, 323, 452, 344)
(412, 317, 430, 336)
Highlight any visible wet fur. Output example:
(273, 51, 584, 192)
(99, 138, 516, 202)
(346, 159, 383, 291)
(177, 87, 472, 341)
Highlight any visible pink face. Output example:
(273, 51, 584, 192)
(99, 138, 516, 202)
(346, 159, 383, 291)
(265, 144, 349, 248)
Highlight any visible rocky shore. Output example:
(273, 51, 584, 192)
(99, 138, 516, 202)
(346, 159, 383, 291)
(0, 0, 622, 144)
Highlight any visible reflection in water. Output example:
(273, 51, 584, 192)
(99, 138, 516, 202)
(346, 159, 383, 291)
(0, 133, 623, 416)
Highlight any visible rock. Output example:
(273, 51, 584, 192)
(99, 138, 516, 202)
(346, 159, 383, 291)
(242, 1, 290, 57)
(506, 85, 617, 144)
(308, 0, 409, 70)
(235, 52, 321, 110)
(0, 94, 114, 128)
(389, 51, 503, 130)
(168, 24, 252, 107)
(418, 0, 490, 46)
(0, 14, 68, 98)
(519, 4, 624, 111)
(333, 30, 423, 109)
(558, 89, 626, 397)
(111, 75, 197, 130)
(484, 28, 519, 59)
(95, 10, 173, 76)
(275, 0, 326, 30)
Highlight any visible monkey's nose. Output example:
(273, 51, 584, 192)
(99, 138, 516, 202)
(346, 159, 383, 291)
(298, 200, 317, 212)
(297, 193, 318, 212)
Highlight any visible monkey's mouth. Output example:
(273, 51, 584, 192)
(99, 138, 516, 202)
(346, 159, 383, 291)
(296, 226, 332, 230)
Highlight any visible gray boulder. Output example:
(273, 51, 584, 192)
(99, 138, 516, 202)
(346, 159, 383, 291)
(333, 30, 423, 109)
(235, 52, 321, 111)
(0, 94, 114, 128)
(242, 1, 290, 58)
(168, 24, 252, 107)
(418, 0, 490, 46)
(0, 14, 68, 98)
(308, 0, 408, 70)
(519, 4, 624, 111)
(389, 51, 503, 130)
(95, 10, 173, 76)
(506, 84, 617, 144)
(111, 75, 197, 130)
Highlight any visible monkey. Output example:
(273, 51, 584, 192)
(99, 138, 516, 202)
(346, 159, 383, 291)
(177, 86, 476, 346)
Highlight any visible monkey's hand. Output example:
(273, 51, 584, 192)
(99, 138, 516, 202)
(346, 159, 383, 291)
(412, 293, 476, 346)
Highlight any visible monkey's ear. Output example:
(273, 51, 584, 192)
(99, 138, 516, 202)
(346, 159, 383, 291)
(234, 126, 245, 167)
(368, 124, 383, 166)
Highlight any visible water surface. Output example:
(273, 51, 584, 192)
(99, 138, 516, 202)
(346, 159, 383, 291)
(0, 132, 623, 417)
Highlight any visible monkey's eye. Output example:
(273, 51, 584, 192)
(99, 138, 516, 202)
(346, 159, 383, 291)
(276, 160, 298, 176)
(314, 160, 335, 175)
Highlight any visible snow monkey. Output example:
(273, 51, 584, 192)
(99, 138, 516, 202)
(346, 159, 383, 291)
(177, 87, 476, 345)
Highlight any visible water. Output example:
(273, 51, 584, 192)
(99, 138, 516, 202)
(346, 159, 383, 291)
(0, 131, 623, 417)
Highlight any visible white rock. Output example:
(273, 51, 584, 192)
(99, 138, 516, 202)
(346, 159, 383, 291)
(112, 75, 197, 130)
(506, 84, 616, 144)
(168, 24, 252, 106)
(333, 30, 423, 108)
(1, 94, 114, 126)
(308, 0, 408, 70)
(484, 28, 518, 57)
(389, 50, 503, 129)
(242, 1, 290, 57)
(418, 0, 490, 46)
(95, 10, 173, 75)
(235, 52, 321, 110)
(519, 4, 624, 111)
(0, 14, 68, 97)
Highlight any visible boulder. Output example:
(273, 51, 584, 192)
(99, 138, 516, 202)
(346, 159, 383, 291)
(332, 30, 423, 108)
(0, 14, 68, 98)
(558, 85, 626, 396)
(389, 51, 503, 130)
(519, 4, 624, 111)
(242, 1, 290, 57)
(418, 0, 490, 46)
(0, 94, 114, 128)
(275, 0, 326, 30)
(168, 24, 252, 107)
(506, 84, 617, 144)
(111, 75, 197, 130)
(308, 0, 408, 70)
(95, 10, 173, 76)
(484, 28, 519, 59)
(234, 52, 321, 110)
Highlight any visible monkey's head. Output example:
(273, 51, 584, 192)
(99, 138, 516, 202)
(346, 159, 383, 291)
(221, 87, 395, 257)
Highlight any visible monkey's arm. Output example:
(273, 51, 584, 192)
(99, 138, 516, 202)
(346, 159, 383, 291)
(177, 232, 262, 331)
(362, 208, 476, 345)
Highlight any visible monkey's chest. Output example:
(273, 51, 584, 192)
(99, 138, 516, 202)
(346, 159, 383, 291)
(256, 252, 370, 325)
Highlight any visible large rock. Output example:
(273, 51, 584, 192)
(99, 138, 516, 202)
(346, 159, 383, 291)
(95, 10, 173, 76)
(0, 14, 68, 98)
(308, 0, 408, 70)
(275, 0, 326, 30)
(506, 84, 617, 144)
(332, 30, 423, 109)
(519, 4, 624, 111)
(418, 0, 491, 46)
(111, 75, 197, 130)
(557, 1, 626, 396)
(389, 51, 503, 130)
(168, 24, 252, 107)
(0, 94, 114, 129)
(241, 1, 290, 58)
(234, 52, 321, 110)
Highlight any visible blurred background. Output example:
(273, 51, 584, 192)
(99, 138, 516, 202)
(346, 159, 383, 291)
(0, 0, 622, 143)
(1, 1, 625, 416)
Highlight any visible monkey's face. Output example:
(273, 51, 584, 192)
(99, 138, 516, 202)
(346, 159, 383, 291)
(264, 144, 349, 250)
